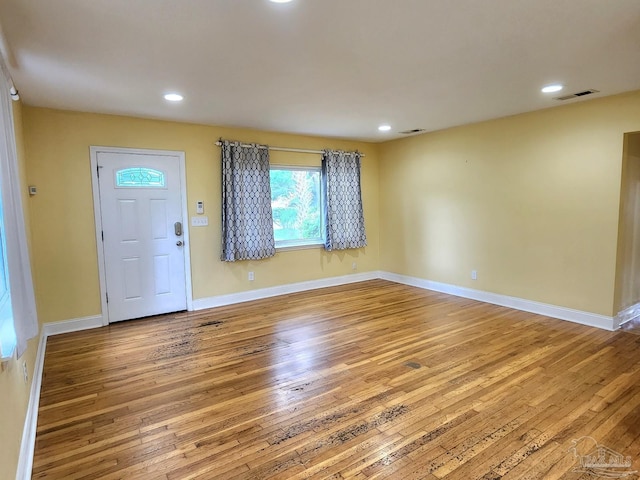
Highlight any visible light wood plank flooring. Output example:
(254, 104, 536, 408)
(33, 280, 640, 479)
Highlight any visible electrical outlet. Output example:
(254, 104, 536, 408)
(22, 361, 28, 383)
(471, 270, 477, 280)
(352, 262, 357, 271)
(248, 271, 255, 281)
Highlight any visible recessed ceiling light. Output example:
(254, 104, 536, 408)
(541, 84, 563, 93)
(270, 0, 293, 3)
(164, 93, 183, 102)
(378, 125, 392, 132)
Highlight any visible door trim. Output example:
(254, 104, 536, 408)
(90, 146, 193, 325)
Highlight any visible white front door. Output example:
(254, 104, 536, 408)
(96, 150, 187, 322)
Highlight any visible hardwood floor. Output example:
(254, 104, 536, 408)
(32, 280, 640, 479)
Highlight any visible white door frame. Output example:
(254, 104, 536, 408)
(90, 146, 193, 325)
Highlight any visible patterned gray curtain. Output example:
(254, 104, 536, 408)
(221, 141, 275, 261)
(322, 150, 367, 251)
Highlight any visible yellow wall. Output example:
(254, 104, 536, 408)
(21, 92, 640, 323)
(614, 132, 640, 313)
(0, 99, 40, 480)
(379, 90, 640, 317)
(11, 87, 640, 478)
(22, 107, 380, 323)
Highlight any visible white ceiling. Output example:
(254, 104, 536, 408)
(1, 0, 639, 142)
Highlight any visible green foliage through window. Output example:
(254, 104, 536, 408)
(270, 167, 323, 247)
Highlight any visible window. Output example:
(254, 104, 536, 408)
(270, 166, 323, 248)
(0, 189, 15, 359)
(115, 167, 166, 188)
(0, 62, 39, 359)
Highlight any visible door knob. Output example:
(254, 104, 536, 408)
(176, 241, 183, 246)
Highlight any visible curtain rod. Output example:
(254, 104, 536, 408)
(214, 141, 365, 157)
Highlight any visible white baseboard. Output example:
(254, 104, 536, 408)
(379, 272, 615, 331)
(42, 315, 104, 336)
(31, 274, 615, 335)
(192, 271, 381, 310)
(15, 331, 46, 480)
(194, 270, 615, 331)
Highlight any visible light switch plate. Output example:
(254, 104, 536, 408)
(191, 216, 209, 227)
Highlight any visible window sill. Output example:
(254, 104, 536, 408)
(276, 242, 325, 253)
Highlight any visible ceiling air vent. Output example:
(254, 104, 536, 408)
(555, 89, 599, 101)
(399, 128, 426, 135)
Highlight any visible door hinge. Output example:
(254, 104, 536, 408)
(101, 230, 104, 242)
(106, 292, 109, 304)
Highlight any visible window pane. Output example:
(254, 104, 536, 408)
(116, 167, 166, 188)
(0, 187, 14, 359)
(270, 168, 322, 247)
(0, 191, 7, 301)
